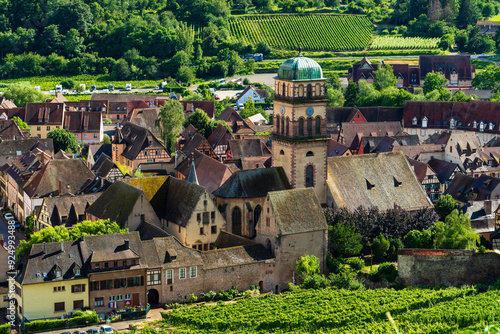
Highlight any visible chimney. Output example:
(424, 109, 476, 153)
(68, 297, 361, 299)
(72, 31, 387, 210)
(485, 200, 492, 215)
(60, 241, 64, 253)
(124, 239, 129, 249)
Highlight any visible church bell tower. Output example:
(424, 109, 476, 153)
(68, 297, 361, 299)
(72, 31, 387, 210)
(271, 49, 329, 204)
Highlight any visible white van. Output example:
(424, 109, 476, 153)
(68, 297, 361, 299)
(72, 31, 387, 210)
(125, 83, 132, 91)
(55, 85, 62, 93)
(34, 86, 41, 92)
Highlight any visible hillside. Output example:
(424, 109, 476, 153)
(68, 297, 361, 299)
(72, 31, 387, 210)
(160, 287, 500, 333)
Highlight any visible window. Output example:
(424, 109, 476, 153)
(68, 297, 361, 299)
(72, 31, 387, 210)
(211, 211, 215, 220)
(298, 118, 304, 136)
(46, 126, 50, 131)
(200, 227, 204, 235)
(473, 121, 477, 128)
(306, 151, 314, 157)
(122, 261, 127, 267)
(71, 284, 85, 293)
(420, 129, 426, 136)
(190, 267, 197, 278)
(3, 296, 8, 301)
(211, 225, 217, 234)
(266, 217, 270, 227)
(203, 212, 209, 224)
(109, 296, 116, 302)
(94, 134, 97, 139)
(114, 262, 118, 267)
(480, 122, 485, 132)
(197, 213, 201, 221)
(74, 267, 80, 276)
(422, 117, 428, 128)
(131, 259, 136, 266)
(305, 165, 314, 188)
(124, 294, 131, 300)
(73, 300, 83, 310)
(95, 263, 100, 269)
(307, 117, 312, 135)
(450, 118, 456, 129)
(37, 126, 41, 131)
(104, 262, 109, 268)
(279, 150, 284, 155)
(179, 268, 186, 279)
(116, 294, 123, 301)
(166, 270, 173, 284)
(54, 302, 65, 312)
(315, 117, 321, 135)
(148, 269, 161, 285)
(55, 268, 62, 278)
(490, 122, 494, 130)
(412, 117, 417, 125)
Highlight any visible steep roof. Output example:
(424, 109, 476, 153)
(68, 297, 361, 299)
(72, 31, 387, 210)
(141, 237, 203, 269)
(340, 122, 404, 150)
(0, 138, 53, 161)
(115, 122, 169, 160)
(268, 188, 327, 235)
(24, 159, 94, 198)
(213, 230, 258, 248)
(182, 100, 216, 119)
(213, 167, 291, 199)
(201, 244, 274, 269)
(327, 140, 350, 157)
(128, 107, 161, 137)
(16, 240, 86, 285)
(41, 193, 100, 227)
(24, 102, 64, 125)
(136, 221, 170, 241)
(176, 150, 232, 194)
(125, 176, 169, 217)
(327, 107, 404, 124)
(327, 152, 433, 211)
(444, 173, 479, 203)
(163, 177, 206, 227)
(420, 55, 474, 80)
(91, 153, 122, 178)
(408, 159, 434, 183)
(427, 158, 460, 183)
(0, 119, 25, 140)
(228, 139, 270, 159)
(63, 111, 102, 133)
(392, 144, 444, 160)
(85, 181, 143, 228)
(217, 106, 254, 134)
(79, 231, 144, 266)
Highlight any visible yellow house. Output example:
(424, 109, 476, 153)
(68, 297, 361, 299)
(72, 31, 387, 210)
(15, 240, 89, 321)
(25, 102, 65, 139)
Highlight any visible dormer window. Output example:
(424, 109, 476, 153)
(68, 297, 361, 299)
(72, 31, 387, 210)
(489, 122, 494, 130)
(55, 267, 62, 278)
(412, 117, 417, 125)
(480, 122, 485, 132)
(422, 117, 428, 128)
(450, 118, 456, 129)
(473, 121, 477, 128)
(74, 266, 81, 276)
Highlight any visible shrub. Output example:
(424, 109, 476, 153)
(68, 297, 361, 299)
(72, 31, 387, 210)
(476, 284, 489, 293)
(24, 310, 98, 332)
(0, 324, 10, 334)
(60, 79, 75, 89)
(329, 271, 365, 291)
(190, 293, 198, 303)
(346, 258, 364, 271)
(302, 274, 331, 289)
(369, 263, 398, 283)
(387, 238, 404, 261)
(478, 245, 486, 254)
(326, 253, 345, 274)
(201, 290, 216, 301)
(371, 233, 390, 262)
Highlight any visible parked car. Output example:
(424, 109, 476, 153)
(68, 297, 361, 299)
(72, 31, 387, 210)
(125, 83, 132, 91)
(55, 85, 62, 93)
(4, 213, 14, 221)
(87, 329, 99, 334)
(214, 94, 220, 100)
(61, 332, 71, 334)
(108, 84, 114, 91)
(73, 331, 86, 334)
(91, 85, 96, 92)
(99, 326, 113, 334)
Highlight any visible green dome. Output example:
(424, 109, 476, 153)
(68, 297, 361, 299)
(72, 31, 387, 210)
(277, 53, 323, 81)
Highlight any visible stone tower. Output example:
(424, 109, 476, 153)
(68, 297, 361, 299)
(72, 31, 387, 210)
(271, 50, 329, 204)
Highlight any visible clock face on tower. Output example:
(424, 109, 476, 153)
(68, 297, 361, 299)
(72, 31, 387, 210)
(281, 106, 285, 114)
(307, 107, 314, 116)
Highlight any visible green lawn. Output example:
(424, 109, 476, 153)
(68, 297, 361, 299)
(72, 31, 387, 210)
(487, 15, 500, 21)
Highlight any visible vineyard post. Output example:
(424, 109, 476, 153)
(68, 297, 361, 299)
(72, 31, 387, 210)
(292, 271, 295, 292)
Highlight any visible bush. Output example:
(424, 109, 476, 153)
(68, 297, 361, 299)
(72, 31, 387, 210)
(60, 79, 75, 89)
(201, 290, 216, 301)
(326, 253, 345, 274)
(24, 310, 98, 332)
(387, 238, 404, 261)
(346, 258, 364, 271)
(0, 324, 10, 334)
(476, 284, 489, 293)
(190, 293, 198, 303)
(369, 263, 398, 283)
(478, 245, 486, 254)
(371, 233, 390, 262)
(329, 271, 365, 291)
(302, 274, 331, 289)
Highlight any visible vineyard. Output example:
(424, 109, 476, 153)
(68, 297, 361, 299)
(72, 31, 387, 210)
(370, 36, 441, 50)
(229, 14, 373, 51)
(161, 287, 500, 333)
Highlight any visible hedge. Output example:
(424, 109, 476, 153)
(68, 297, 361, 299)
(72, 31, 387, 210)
(24, 311, 99, 333)
(0, 323, 10, 334)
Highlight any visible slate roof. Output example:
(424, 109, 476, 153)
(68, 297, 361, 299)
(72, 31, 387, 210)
(125, 176, 169, 218)
(339, 121, 404, 151)
(327, 140, 350, 157)
(182, 101, 216, 119)
(0, 138, 53, 165)
(24, 159, 95, 198)
(77, 176, 112, 195)
(408, 159, 435, 183)
(136, 221, 170, 241)
(268, 188, 327, 235)
(91, 153, 122, 178)
(327, 152, 433, 211)
(213, 167, 291, 199)
(419, 55, 474, 81)
(180, 133, 214, 157)
(141, 237, 203, 269)
(163, 177, 206, 227)
(86, 181, 143, 228)
(0, 120, 25, 140)
(128, 107, 161, 137)
(16, 240, 86, 285)
(115, 122, 169, 160)
(214, 230, 258, 249)
(176, 150, 233, 194)
(24, 103, 65, 125)
(392, 144, 444, 160)
(79, 232, 144, 267)
(88, 144, 112, 164)
(444, 173, 477, 203)
(40, 193, 100, 227)
(228, 139, 270, 159)
(427, 158, 460, 183)
(207, 123, 232, 149)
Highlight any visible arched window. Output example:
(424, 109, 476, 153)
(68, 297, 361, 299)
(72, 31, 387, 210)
(315, 116, 321, 135)
(307, 84, 312, 98)
(305, 165, 314, 188)
(306, 151, 314, 157)
(253, 205, 262, 238)
(286, 117, 290, 136)
(298, 85, 304, 97)
(315, 83, 321, 96)
(276, 115, 280, 133)
(307, 117, 312, 135)
(299, 118, 304, 136)
(232, 207, 242, 236)
(279, 150, 284, 155)
(266, 239, 272, 255)
(282, 83, 286, 97)
(281, 116, 285, 135)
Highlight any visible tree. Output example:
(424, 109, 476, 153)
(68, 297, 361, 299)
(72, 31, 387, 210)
(157, 99, 184, 153)
(451, 90, 471, 102)
(371, 233, 390, 262)
(422, 71, 447, 94)
(326, 88, 344, 107)
(434, 194, 456, 220)
(255, 41, 272, 55)
(328, 223, 362, 258)
(63, 29, 85, 58)
(3, 83, 45, 107)
(457, 0, 481, 29)
(434, 210, 479, 250)
(344, 81, 359, 107)
(47, 128, 79, 153)
(177, 65, 195, 85)
(373, 64, 397, 91)
(427, 0, 443, 22)
(17, 219, 127, 257)
(111, 59, 130, 80)
(295, 255, 320, 280)
(184, 108, 214, 138)
(25, 215, 34, 237)
(60, 79, 75, 89)
(101, 135, 111, 144)
(12, 116, 29, 130)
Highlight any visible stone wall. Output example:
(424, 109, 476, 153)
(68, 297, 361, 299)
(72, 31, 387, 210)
(398, 249, 500, 286)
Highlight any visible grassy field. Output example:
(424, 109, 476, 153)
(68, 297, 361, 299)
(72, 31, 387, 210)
(159, 287, 500, 333)
(487, 15, 500, 21)
(370, 36, 440, 50)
